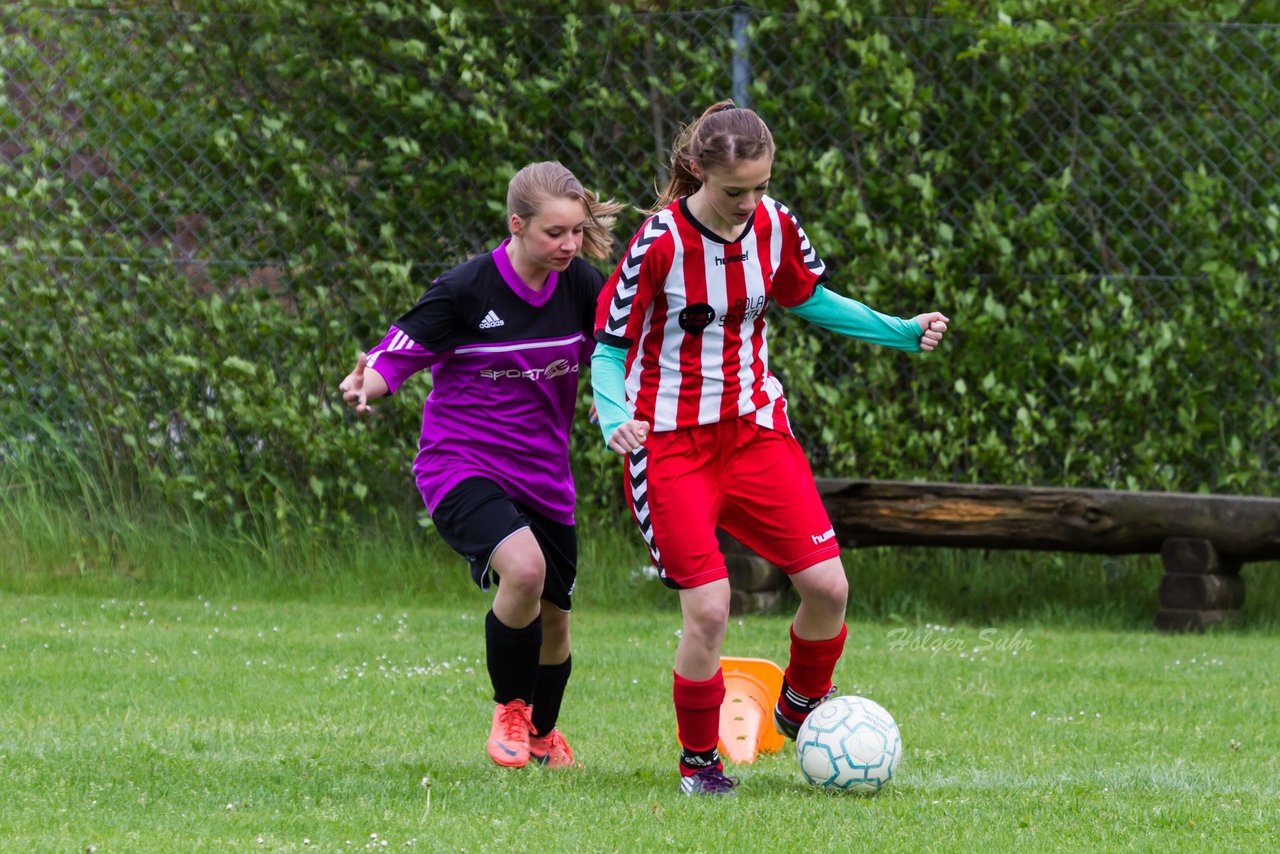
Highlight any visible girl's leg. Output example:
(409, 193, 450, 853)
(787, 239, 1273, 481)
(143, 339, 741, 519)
(524, 515, 578, 765)
(675, 578, 732, 678)
(485, 528, 546, 766)
(673, 579, 732, 778)
(789, 555, 848, 640)
(620, 427, 737, 790)
(487, 528, 546, 704)
(490, 527, 546, 629)
(530, 602, 571, 740)
(776, 556, 849, 736)
(538, 602, 570, 665)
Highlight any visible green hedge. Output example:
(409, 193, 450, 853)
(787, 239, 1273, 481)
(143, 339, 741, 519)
(2, 1, 1277, 541)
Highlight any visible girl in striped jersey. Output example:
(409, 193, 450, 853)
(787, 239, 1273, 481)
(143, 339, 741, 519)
(339, 162, 623, 770)
(591, 101, 949, 796)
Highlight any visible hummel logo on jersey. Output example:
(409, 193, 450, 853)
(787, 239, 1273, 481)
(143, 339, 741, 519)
(479, 310, 505, 329)
(714, 250, 750, 266)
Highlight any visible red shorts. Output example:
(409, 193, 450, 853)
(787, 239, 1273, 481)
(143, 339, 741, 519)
(623, 418, 839, 589)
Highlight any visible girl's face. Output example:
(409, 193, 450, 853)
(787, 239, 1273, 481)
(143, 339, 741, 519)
(693, 155, 773, 231)
(511, 196, 587, 272)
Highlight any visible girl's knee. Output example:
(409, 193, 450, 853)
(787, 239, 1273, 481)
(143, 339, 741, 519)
(685, 600, 730, 639)
(495, 555, 546, 597)
(678, 580, 732, 642)
(826, 571, 849, 603)
(795, 560, 848, 604)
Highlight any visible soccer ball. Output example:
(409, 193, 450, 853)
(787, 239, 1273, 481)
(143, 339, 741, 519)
(795, 695, 902, 794)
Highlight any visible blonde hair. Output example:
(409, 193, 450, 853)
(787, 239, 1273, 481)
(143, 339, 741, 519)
(507, 161, 625, 260)
(652, 100, 775, 211)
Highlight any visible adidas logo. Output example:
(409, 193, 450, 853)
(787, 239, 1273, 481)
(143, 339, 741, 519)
(681, 750, 719, 768)
(478, 310, 505, 330)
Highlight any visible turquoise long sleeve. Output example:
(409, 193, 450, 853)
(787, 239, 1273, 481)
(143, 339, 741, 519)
(788, 286, 922, 351)
(590, 342, 631, 444)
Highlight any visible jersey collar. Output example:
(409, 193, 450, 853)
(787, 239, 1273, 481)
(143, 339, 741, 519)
(678, 197, 756, 245)
(492, 239, 559, 307)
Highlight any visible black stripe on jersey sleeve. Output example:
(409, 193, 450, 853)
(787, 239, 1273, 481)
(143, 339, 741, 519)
(596, 329, 631, 348)
(603, 215, 670, 340)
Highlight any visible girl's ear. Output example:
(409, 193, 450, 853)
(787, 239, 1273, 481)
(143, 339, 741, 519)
(509, 213, 524, 238)
(689, 159, 704, 181)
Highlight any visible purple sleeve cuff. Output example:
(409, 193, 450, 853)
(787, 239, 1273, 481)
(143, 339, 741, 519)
(364, 325, 439, 394)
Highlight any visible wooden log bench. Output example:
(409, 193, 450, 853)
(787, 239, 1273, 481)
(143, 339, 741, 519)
(721, 479, 1280, 632)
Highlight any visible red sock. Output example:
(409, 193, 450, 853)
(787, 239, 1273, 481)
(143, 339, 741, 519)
(673, 669, 725, 775)
(783, 623, 847, 701)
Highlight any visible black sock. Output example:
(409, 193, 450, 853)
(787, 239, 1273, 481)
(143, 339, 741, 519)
(485, 610, 541, 705)
(530, 655, 571, 737)
(679, 747, 721, 775)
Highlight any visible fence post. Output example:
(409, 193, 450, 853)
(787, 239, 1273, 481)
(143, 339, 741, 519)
(732, 2, 751, 108)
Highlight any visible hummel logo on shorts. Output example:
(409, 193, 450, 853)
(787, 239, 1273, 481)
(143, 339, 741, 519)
(810, 527, 835, 545)
(479, 310, 505, 329)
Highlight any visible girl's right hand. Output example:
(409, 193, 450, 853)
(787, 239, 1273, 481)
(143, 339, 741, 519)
(339, 352, 374, 414)
(607, 420, 650, 455)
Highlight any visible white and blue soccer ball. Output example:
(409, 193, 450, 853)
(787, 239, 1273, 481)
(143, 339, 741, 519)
(795, 695, 902, 794)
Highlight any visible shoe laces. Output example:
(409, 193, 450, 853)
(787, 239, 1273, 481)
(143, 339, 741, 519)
(534, 729, 569, 754)
(694, 767, 738, 794)
(498, 702, 531, 741)
(811, 685, 838, 710)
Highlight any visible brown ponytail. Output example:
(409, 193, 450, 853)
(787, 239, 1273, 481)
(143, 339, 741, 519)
(651, 100, 775, 212)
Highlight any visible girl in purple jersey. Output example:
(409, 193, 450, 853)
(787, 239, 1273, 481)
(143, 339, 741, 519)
(339, 162, 623, 769)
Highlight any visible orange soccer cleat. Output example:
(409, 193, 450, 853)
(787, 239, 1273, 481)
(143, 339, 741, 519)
(529, 728, 577, 768)
(487, 700, 533, 768)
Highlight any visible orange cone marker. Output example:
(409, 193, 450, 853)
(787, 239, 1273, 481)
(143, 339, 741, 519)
(717, 657, 785, 764)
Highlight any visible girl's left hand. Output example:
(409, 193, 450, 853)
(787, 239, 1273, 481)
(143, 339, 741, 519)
(913, 312, 950, 351)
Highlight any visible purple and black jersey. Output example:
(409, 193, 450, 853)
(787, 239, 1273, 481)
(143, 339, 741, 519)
(366, 240, 603, 525)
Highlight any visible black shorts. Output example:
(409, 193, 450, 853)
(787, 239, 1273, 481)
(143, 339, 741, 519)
(430, 477, 578, 612)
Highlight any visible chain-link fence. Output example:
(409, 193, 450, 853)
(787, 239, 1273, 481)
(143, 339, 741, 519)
(3, 5, 1277, 505)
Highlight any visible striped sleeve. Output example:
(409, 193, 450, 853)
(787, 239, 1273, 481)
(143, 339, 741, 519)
(768, 198, 829, 308)
(594, 213, 673, 348)
(366, 276, 458, 393)
(364, 324, 441, 395)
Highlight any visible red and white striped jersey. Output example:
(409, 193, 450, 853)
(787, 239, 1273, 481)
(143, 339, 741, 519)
(594, 195, 828, 434)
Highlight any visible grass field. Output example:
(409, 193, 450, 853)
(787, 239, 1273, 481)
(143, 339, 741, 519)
(3, 592, 1278, 852)
(3, 474, 1279, 851)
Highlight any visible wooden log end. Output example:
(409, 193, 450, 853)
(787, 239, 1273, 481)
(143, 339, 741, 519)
(726, 554, 787, 592)
(719, 529, 787, 592)
(729, 589, 784, 616)
(1157, 573, 1246, 610)
(1159, 538, 1243, 575)
(1153, 608, 1243, 633)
